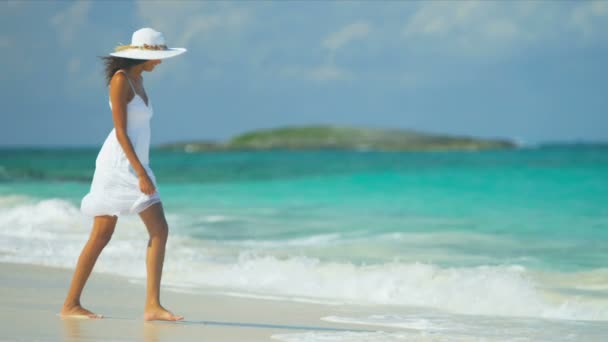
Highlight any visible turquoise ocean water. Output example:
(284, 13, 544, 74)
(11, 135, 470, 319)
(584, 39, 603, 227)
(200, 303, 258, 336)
(1, 146, 607, 340)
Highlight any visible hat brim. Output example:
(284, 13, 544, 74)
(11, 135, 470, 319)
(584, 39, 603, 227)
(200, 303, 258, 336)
(109, 48, 187, 60)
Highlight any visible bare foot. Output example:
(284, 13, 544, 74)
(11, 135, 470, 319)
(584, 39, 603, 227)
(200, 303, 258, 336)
(60, 305, 103, 319)
(144, 305, 184, 321)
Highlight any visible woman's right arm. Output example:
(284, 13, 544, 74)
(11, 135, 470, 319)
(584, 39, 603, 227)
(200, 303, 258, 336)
(109, 73, 156, 195)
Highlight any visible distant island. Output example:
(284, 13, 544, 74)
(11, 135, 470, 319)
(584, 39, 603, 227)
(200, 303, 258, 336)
(158, 125, 517, 152)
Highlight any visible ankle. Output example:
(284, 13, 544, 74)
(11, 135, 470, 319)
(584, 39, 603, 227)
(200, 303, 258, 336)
(63, 300, 81, 309)
(145, 300, 162, 309)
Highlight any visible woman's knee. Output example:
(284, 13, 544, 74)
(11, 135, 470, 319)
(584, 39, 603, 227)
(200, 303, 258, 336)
(90, 227, 114, 248)
(149, 221, 169, 241)
(140, 202, 169, 241)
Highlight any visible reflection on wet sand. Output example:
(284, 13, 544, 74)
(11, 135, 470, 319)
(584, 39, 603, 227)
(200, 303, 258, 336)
(61, 318, 83, 342)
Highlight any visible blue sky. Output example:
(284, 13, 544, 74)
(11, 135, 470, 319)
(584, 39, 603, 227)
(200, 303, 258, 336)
(1, 0, 607, 146)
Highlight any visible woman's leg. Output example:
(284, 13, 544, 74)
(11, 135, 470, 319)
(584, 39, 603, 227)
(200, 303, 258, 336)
(61, 215, 117, 318)
(139, 202, 183, 321)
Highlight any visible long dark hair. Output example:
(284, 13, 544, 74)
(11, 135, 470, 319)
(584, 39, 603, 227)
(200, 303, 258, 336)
(100, 56, 146, 86)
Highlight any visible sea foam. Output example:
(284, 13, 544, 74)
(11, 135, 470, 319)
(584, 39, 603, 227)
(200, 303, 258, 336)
(1, 196, 607, 322)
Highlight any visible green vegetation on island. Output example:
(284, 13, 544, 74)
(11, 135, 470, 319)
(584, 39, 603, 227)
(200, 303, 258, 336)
(159, 125, 517, 152)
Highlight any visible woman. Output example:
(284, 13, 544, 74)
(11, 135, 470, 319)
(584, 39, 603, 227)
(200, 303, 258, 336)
(60, 28, 186, 321)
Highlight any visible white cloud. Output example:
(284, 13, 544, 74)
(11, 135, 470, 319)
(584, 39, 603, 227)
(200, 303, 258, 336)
(180, 10, 248, 47)
(592, 0, 608, 14)
(402, 1, 531, 55)
(136, 1, 250, 49)
(282, 21, 370, 82)
(323, 21, 371, 51)
(134, 1, 251, 82)
(403, 1, 480, 37)
(50, 0, 92, 45)
(281, 65, 352, 82)
(571, 0, 608, 38)
(402, 1, 608, 57)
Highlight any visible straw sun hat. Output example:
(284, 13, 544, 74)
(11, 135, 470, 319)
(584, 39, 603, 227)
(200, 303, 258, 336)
(110, 28, 186, 60)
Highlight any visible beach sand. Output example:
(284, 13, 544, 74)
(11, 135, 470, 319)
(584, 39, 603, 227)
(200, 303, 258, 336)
(0, 262, 399, 341)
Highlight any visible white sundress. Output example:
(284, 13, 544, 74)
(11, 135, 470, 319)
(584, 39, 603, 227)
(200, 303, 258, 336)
(81, 70, 160, 217)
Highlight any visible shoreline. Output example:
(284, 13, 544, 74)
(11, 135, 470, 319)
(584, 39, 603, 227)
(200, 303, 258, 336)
(0, 261, 398, 341)
(2, 262, 608, 341)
